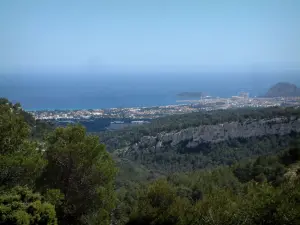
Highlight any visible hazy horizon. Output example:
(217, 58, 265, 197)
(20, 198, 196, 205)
(1, 0, 300, 109)
(1, 0, 300, 74)
(1, 71, 300, 110)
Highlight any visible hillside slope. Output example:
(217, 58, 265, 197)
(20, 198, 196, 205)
(101, 107, 300, 173)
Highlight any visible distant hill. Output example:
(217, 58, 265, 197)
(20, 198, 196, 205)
(264, 82, 300, 97)
(98, 107, 300, 173)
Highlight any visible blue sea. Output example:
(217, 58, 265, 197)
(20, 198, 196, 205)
(1, 72, 300, 111)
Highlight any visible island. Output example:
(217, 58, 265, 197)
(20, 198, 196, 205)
(264, 82, 300, 97)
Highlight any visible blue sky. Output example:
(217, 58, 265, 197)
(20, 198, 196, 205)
(1, 0, 300, 73)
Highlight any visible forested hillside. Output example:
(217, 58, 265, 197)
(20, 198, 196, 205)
(0, 99, 117, 225)
(1, 99, 300, 225)
(100, 107, 300, 151)
(121, 144, 300, 225)
(99, 107, 300, 174)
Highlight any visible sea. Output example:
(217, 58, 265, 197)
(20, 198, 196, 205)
(1, 71, 300, 111)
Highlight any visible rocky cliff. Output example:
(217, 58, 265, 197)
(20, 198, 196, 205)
(117, 116, 300, 157)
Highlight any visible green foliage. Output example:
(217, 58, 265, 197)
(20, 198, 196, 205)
(126, 167, 300, 225)
(100, 106, 300, 152)
(38, 125, 117, 225)
(123, 134, 296, 174)
(0, 186, 57, 225)
(0, 98, 54, 140)
(234, 155, 287, 186)
(122, 141, 300, 225)
(101, 106, 300, 175)
(0, 99, 30, 154)
(43, 189, 65, 207)
(3, 97, 300, 225)
(108, 107, 300, 224)
(280, 138, 300, 165)
(1, 99, 118, 225)
(128, 179, 188, 225)
(0, 100, 47, 188)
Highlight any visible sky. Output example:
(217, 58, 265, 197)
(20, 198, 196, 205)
(1, 0, 300, 73)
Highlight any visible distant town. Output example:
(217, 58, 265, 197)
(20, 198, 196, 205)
(30, 93, 300, 123)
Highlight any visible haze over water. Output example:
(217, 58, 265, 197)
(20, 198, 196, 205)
(1, 71, 299, 110)
(1, 1, 300, 110)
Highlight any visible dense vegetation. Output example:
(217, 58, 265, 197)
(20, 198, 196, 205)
(116, 143, 300, 224)
(2, 98, 300, 225)
(0, 98, 54, 139)
(123, 133, 300, 174)
(0, 99, 117, 225)
(99, 106, 300, 151)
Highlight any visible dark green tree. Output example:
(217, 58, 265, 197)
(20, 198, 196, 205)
(0, 186, 57, 225)
(39, 125, 117, 225)
(281, 139, 300, 165)
(0, 100, 47, 188)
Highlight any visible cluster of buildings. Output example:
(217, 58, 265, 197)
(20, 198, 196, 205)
(183, 93, 299, 111)
(31, 109, 105, 120)
(30, 94, 300, 121)
(30, 104, 199, 120)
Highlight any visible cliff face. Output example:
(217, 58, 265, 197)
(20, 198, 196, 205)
(117, 116, 300, 157)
